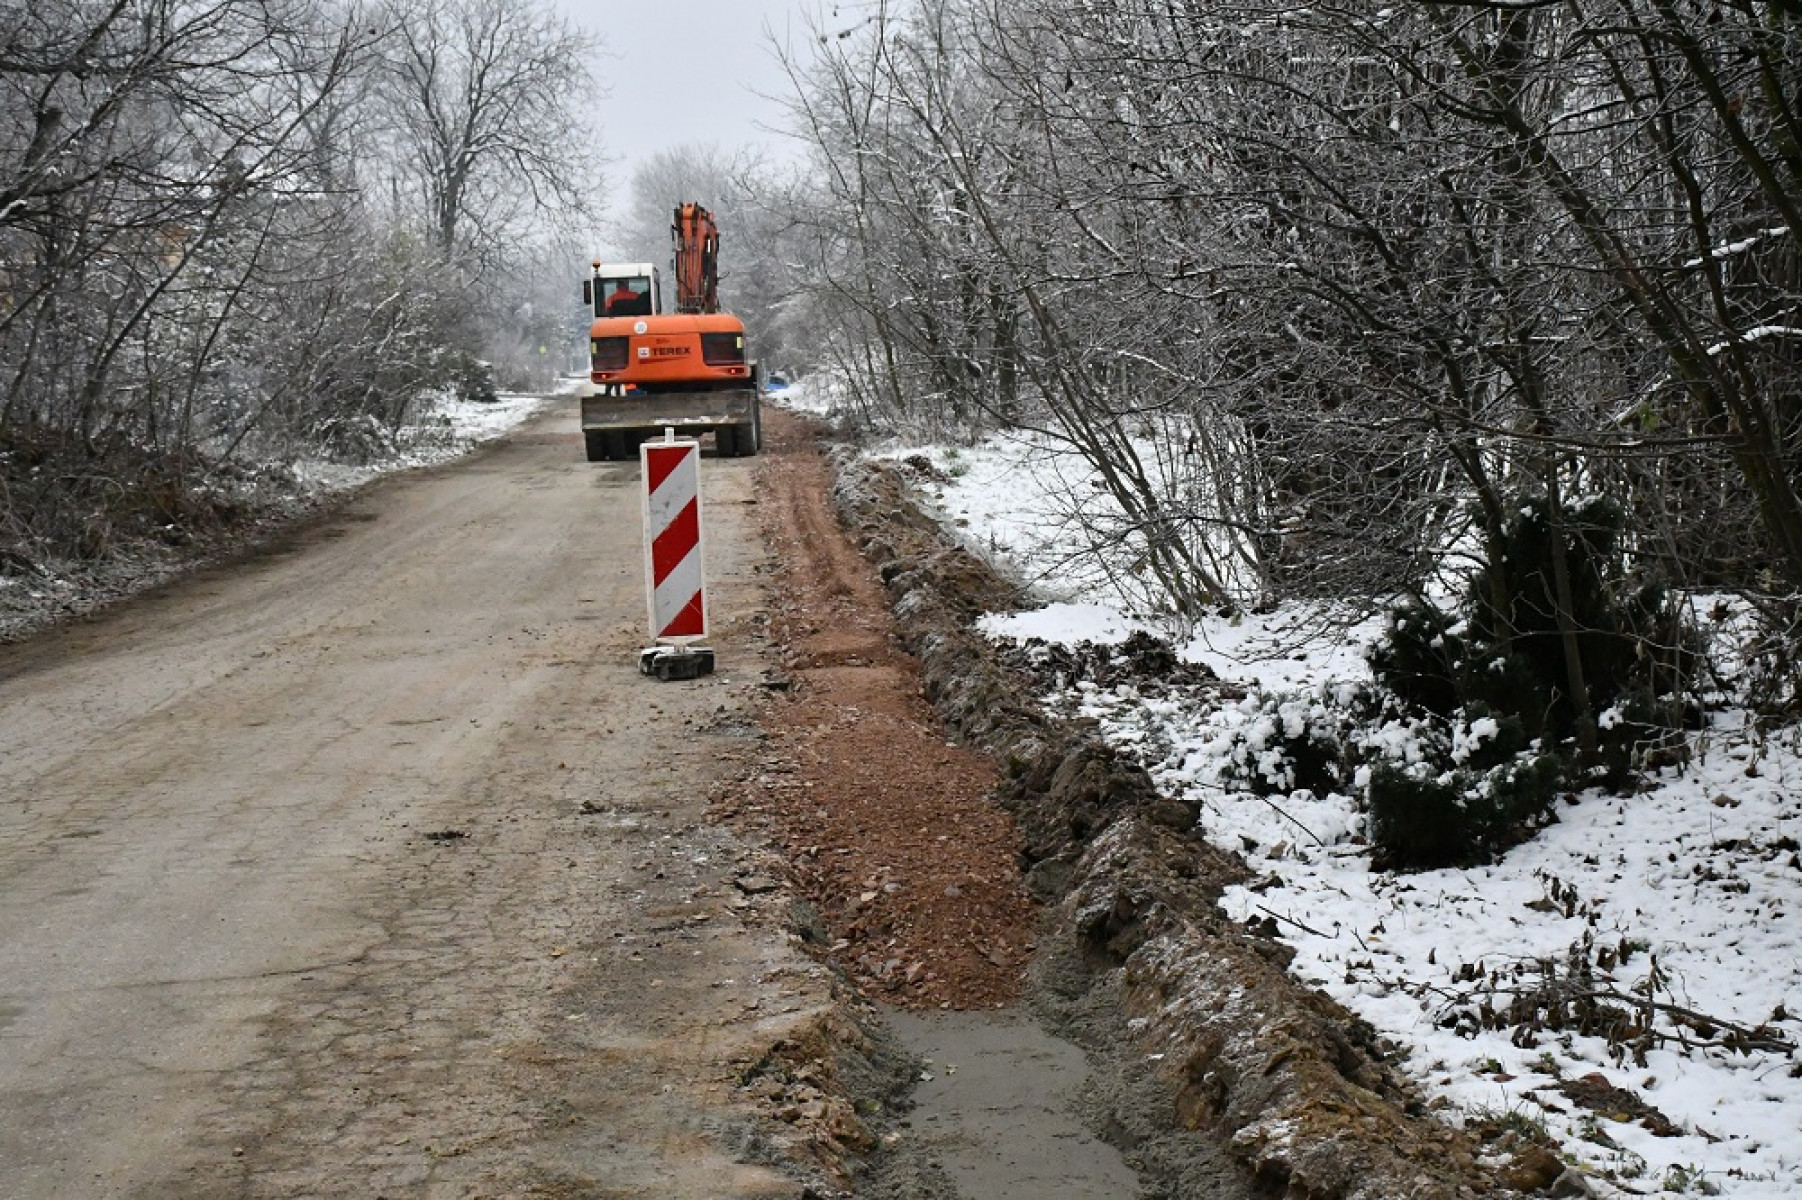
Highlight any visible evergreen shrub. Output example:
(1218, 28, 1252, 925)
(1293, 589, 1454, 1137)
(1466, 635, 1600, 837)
(1362, 492, 1697, 870)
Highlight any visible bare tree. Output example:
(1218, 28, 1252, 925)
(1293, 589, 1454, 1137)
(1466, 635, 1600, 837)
(376, 0, 600, 260)
(1, 0, 378, 443)
(0, 0, 582, 569)
(777, 0, 1800, 638)
(781, 0, 1247, 614)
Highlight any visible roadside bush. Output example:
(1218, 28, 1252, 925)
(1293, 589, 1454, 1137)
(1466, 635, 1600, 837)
(1365, 753, 1564, 872)
(1362, 491, 1699, 869)
(311, 414, 400, 465)
(1213, 688, 1352, 799)
(452, 354, 499, 405)
(0, 427, 289, 568)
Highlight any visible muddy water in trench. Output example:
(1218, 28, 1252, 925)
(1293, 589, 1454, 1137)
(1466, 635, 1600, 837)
(886, 1009, 1143, 1198)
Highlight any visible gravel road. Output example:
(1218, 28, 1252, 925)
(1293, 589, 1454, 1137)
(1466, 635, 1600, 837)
(0, 402, 842, 1198)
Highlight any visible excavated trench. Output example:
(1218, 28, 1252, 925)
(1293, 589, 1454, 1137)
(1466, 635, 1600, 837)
(729, 409, 1257, 1198)
(734, 408, 1555, 1200)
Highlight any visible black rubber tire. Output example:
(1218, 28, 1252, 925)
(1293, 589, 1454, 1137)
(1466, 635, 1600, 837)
(715, 424, 740, 458)
(745, 397, 762, 456)
(583, 431, 607, 462)
(604, 431, 634, 461)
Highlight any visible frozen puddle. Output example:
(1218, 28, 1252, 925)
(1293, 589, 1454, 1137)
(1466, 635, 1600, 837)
(884, 1009, 1141, 1198)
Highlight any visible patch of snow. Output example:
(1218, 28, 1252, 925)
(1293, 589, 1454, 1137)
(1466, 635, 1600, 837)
(978, 602, 1152, 645)
(291, 389, 550, 494)
(1707, 326, 1802, 357)
(1683, 227, 1791, 269)
(1181, 603, 1383, 692)
(1029, 613, 1802, 1194)
(767, 372, 847, 417)
(881, 426, 1259, 615)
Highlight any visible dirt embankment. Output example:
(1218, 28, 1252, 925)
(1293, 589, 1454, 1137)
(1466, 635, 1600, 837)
(805, 441, 1573, 1200)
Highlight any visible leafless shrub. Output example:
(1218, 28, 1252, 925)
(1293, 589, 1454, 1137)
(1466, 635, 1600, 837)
(1, 0, 602, 567)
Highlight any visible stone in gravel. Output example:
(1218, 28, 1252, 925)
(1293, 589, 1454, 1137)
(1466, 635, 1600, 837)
(735, 875, 782, 895)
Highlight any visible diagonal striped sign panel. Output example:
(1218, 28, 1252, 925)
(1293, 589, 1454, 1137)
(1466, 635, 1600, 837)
(641, 438, 708, 642)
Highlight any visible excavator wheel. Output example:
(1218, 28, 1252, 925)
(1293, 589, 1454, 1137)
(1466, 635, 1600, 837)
(715, 408, 760, 459)
(583, 431, 608, 463)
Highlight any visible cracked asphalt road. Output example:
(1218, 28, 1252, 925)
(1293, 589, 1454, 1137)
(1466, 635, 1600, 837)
(0, 400, 840, 1199)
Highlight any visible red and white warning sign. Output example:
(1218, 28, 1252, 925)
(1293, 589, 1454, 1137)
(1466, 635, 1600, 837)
(641, 436, 708, 642)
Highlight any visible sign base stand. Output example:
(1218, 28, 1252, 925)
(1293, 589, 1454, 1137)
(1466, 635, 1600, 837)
(639, 644, 715, 682)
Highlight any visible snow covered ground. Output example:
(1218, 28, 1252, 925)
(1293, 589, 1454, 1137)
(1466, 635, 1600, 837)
(899, 431, 1802, 1198)
(761, 373, 843, 418)
(290, 384, 559, 492)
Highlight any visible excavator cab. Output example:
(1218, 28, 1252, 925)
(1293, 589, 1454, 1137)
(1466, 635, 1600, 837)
(584, 262, 662, 319)
(601, 277, 652, 318)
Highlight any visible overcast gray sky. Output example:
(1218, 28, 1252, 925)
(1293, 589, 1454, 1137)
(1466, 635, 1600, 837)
(552, 1, 818, 194)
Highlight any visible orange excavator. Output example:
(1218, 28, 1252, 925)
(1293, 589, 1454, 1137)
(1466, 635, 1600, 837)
(580, 202, 761, 462)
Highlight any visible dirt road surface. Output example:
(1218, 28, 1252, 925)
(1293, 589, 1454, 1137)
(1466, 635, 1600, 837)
(0, 403, 845, 1198)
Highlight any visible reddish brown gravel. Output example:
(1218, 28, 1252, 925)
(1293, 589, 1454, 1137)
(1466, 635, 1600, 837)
(715, 408, 1039, 1011)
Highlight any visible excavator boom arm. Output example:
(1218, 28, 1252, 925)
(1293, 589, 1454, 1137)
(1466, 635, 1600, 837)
(671, 202, 720, 315)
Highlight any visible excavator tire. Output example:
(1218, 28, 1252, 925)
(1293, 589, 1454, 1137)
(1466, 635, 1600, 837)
(583, 431, 608, 463)
(715, 403, 761, 459)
